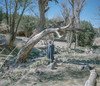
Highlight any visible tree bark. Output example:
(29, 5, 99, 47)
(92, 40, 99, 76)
(8, 0, 29, 47)
(8, 0, 18, 47)
(68, 31, 73, 49)
(38, 0, 46, 32)
(74, 31, 78, 49)
(74, 0, 85, 47)
(5, 0, 9, 25)
(9, 0, 12, 26)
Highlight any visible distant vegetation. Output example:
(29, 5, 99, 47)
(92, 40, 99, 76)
(0, 0, 99, 62)
(0, 10, 96, 47)
(77, 21, 96, 47)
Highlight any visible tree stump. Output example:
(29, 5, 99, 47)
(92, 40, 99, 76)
(84, 68, 98, 86)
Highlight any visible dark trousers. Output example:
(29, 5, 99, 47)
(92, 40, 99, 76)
(47, 44, 54, 62)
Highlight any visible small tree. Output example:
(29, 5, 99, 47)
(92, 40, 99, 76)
(78, 21, 96, 47)
(3, 0, 32, 47)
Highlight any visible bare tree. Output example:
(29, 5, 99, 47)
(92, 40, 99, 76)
(60, 0, 75, 50)
(8, 0, 19, 47)
(36, 0, 58, 32)
(61, 0, 85, 49)
(61, 1, 70, 25)
(7, 0, 32, 47)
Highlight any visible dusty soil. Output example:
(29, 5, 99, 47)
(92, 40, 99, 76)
(0, 36, 100, 86)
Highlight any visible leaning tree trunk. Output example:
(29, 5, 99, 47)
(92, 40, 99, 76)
(16, 29, 57, 62)
(8, 0, 18, 47)
(84, 69, 98, 86)
(8, 0, 27, 47)
(16, 20, 73, 62)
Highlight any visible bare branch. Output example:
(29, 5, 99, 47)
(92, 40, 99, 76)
(68, 0, 74, 7)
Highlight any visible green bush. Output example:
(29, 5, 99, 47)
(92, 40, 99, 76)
(78, 21, 96, 47)
(28, 48, 40, 59)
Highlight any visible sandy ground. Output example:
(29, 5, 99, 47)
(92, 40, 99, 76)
(0, 35, 100, 86)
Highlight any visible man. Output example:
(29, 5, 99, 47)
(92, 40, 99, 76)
(47, 40, 55, 62)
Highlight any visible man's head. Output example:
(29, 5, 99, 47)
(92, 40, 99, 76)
(48, 40, 54, 44)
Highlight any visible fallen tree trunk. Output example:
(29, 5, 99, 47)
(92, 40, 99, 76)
(16, 19, 71, 62)
(16, 18, 82, 62)
(84, 68, 98, 86)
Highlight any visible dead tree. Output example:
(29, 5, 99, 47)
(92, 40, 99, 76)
(74, 0, 85, 48)
(38, 0, 58, 32)
(16, 18, 74, 62)
(8, 0, 30, 47)
(16, 0, 86, 62)
(61, 0, 85, 49)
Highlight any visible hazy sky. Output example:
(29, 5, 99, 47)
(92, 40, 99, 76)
(47, 0, 100, 28)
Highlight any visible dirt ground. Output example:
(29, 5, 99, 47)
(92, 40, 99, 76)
(0, 38, 100, 86)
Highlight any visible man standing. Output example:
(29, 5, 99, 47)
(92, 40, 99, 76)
(47, 40, 55, 62)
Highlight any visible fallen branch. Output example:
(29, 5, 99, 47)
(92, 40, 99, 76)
(84, 67, 98, 86)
